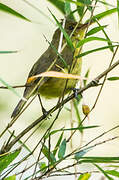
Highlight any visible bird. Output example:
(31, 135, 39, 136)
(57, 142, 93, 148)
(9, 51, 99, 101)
(11, 19, 88, 118)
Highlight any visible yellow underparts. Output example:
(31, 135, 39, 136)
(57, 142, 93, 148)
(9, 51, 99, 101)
(39, 30, 85, 98)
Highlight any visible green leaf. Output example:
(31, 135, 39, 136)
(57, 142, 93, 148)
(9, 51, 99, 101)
(88, 8, 117, 23)
(73, 99, 82, 132)
(78, 173, 91, 180)
(0, 3, 30, 22)
(64, 1, 71, 16)
(76, 36, 110, 48)
(78, 156, 119, 163)
(95, 20, 114, 52)
(77, 45, 119, 58)
(97, 1, 115, 8)
(42, 145, 56, 164)
(93, 163, 114, 180)
(106, 170, 119, 178)
(0, 149, 21, 173)
(47, 0, 65, 14)
(86, 25, 108, 36)
(0, 51, 18, 54)
(46, 126, 99, 137)
(117, 0, 119, 25)
(39, 162, 47, 172)
(84, 68, 90, 86)
(43, 35, 68, 68)
(107, 76, 119, 81)
(0, 77, 26, 101)
(53, 132, 64, 156)
(65, 0, 91, 6)
(75, 146, 93, 160)
(48, 9, 74, 50)
(8, 130, 32, 154)
(4, 175, 16, 180)
(58, 139, 66, 159)
(76, 0, 85, 17)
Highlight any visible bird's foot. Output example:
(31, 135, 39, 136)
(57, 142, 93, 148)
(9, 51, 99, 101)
(42, 107, 52, 119)
(70, 88, 82, 101)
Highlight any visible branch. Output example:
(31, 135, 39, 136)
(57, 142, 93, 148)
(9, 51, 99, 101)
(1, 58, 119, 153)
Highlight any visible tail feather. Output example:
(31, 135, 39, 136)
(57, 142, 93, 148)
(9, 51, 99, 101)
(11, 99, 26, 118)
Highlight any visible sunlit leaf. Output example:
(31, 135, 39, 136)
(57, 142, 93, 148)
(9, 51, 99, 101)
(106, 170, 119, 178)
(78, 173, 91, 180)
(39, 162, 47, 172)
(0, 149, 21, 173)
(27, 71, 83, 84)
(4, 175, 16, 180)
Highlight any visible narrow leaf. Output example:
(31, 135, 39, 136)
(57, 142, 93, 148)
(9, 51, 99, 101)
(86, 25, 108, 36)
(73, 99, 83, 132)
(0, 149, 21, 173)
(107, 76, 119, 81)
(47, 0, 65, 14)
(47, 126, 99, 137)
(94, 163, 114, 180)
(0, 77, 26, 101)
(84, 68, 90, 86)
(4, 175, 16, 180)
(76, 0, 85, 17)
(64, 1, 71, 16)
(43, 35, 68, 68)
(76, 36, 110, 48)
(0, 3, 30, 22)
(48, 9, 74, 50)
(53, 132, 64, 156)
(75, 146, 93, 160)
(106, 170, 119, 178)
(0, 50, 18, 54)
(117, 0, 119, 25)
(42, 145, 56, 164)
(39, 162, 47, 172)
(95, 20, 114, 52)
(78, 173, 91, 180)
(58, 139, 66, 159)
(77, 45, 119, 58)
(88, 8, 117, 24)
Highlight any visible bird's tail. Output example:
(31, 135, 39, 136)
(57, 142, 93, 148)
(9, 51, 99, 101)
(11, 99, 26, 118)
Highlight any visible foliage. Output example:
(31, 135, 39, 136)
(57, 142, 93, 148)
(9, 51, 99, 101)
(0, 1, 119, 180)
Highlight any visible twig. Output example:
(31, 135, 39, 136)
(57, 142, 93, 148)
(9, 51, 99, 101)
(1, 57, 119, 153)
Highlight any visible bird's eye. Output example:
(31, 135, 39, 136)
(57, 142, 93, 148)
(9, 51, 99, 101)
(68, 25, 74, 30)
